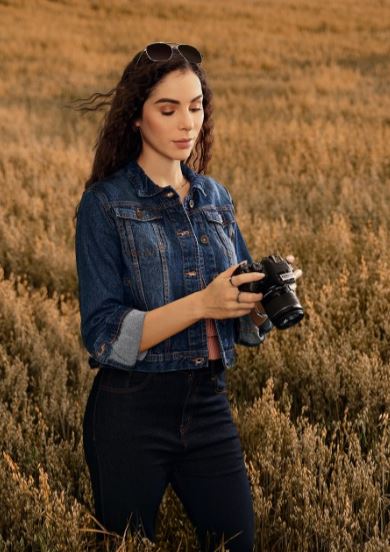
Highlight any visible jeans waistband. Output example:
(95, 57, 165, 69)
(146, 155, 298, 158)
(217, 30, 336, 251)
(90, 356, 225, 375)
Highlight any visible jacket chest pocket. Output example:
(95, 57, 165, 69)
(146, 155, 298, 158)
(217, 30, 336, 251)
(203, 207, 237, 265)
(113, 206, 169, 310)
(113, 206, 166, 260)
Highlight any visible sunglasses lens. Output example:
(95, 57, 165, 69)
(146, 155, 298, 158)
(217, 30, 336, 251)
(178, 44, 202, 64)
(146, 43, 172, 61)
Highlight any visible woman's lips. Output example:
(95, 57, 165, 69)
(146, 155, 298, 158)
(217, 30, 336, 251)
(173, 139, 193, 148)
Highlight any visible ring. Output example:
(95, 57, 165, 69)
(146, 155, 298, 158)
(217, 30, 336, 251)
(229, 276, 236, 287)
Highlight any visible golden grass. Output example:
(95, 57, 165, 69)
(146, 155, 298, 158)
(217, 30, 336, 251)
(0, 0, 390, 549)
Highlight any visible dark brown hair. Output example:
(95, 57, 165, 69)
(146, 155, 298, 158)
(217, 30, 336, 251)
(68, 46, 214, 210)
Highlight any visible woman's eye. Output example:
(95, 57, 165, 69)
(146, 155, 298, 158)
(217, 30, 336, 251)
(161, 108, 203, 116)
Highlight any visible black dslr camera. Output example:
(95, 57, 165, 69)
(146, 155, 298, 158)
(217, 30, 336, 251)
(231, 255, 304, 330)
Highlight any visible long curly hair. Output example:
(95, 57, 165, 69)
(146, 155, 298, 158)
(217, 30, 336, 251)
(68, 45, 214, 206)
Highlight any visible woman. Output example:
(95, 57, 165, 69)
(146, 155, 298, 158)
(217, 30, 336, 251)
(74, 42, 300, 551)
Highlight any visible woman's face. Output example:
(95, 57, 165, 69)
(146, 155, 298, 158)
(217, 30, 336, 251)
(134, 69, 204, 161)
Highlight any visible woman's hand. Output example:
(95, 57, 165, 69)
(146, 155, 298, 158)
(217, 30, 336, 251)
(198, 262, 266, 320)
(285, 254, 303, 291)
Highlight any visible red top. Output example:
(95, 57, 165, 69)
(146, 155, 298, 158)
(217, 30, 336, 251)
(205, 318, 222, 359)
(200, 275, 222, 359)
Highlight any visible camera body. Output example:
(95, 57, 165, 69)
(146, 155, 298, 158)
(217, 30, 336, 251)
(231, 255, 304, 330)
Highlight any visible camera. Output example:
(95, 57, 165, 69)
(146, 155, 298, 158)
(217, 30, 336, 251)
(231, 255, 304, 329)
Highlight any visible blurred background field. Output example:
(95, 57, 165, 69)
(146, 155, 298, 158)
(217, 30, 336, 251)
(0, 0, 390, 550)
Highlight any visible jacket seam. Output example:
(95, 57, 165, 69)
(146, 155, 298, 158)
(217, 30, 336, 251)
(91, 188, 117, 230)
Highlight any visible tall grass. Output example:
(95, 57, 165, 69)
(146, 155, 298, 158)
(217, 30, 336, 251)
(1, 0, 389, 549)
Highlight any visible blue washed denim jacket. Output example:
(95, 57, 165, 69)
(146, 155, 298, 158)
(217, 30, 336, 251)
(75, 159, 273, 372)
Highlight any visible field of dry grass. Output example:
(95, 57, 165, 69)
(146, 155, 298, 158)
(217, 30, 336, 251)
(0, 0, 390, 550)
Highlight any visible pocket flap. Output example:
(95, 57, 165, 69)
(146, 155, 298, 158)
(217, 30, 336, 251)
(113, 206, 163, 222)
(203, 207, 235, 226)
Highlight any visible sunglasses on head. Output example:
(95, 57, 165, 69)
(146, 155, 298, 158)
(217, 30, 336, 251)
(135, 42, 203, 67)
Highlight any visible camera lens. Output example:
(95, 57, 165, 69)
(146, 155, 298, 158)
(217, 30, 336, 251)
(261, 285, 304, 329)
(272, 306, 304, 329)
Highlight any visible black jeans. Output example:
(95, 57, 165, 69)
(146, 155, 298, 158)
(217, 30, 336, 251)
(83, 358, 255, 551)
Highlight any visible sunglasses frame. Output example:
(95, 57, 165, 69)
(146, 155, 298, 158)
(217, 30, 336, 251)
(135, 41, 203, 67)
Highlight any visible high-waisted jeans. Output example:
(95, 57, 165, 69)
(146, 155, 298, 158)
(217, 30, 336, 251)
(83, 358, 255, 551)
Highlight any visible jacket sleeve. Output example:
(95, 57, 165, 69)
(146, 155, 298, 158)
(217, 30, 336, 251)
(75, 189, 148, 369)
(222, 185, 274, 346)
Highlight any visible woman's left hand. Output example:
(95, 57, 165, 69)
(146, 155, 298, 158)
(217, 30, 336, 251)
(285, 254, 303, 291)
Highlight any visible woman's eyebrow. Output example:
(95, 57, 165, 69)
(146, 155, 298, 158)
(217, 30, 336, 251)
(154, 94, 203, 105)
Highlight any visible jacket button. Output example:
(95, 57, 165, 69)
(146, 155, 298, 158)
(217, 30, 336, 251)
(165, 191, 175, 198)
(189, 199, 195, 208)
(136, 208, 143, 219)
(200, 234, 209, 244)
(194, 357, 204, 365)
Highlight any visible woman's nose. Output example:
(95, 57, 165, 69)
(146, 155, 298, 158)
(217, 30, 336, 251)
(179, 111, 195, 129)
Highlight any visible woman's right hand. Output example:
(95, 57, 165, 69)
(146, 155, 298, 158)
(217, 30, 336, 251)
(198, 262, 265, 320)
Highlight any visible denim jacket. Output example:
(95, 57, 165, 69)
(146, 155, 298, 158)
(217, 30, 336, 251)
(75, 159, 273, 372)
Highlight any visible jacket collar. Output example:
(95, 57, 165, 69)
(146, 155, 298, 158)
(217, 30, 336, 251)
(125, 159, 208, 198)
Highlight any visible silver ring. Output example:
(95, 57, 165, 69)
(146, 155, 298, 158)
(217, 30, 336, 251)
(229, 276, 236, 287)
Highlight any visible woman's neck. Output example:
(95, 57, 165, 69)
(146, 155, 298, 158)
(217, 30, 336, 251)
(135, 156, 186, 191)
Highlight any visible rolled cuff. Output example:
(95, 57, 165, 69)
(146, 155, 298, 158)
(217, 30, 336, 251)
(234, 313, 273, 346)
(105, 308, 148, 365)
